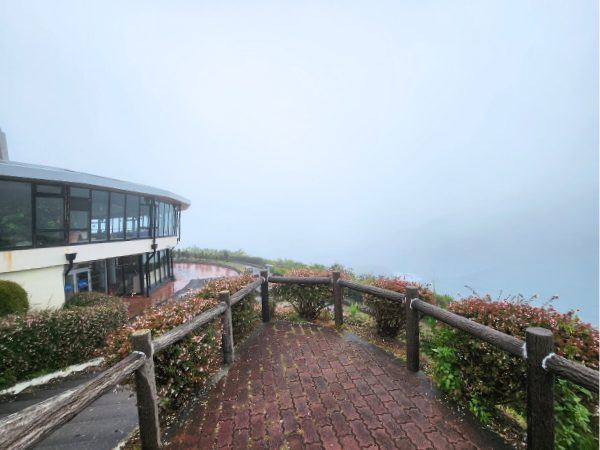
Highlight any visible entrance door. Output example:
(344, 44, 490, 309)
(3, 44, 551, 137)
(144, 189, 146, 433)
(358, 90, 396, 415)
(65, 268, 92, 295)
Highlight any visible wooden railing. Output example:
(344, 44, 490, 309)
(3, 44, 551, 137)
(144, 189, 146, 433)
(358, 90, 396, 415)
(268, 271, 599, 450)
(0, 276, 264, 450)
(1, 270, 597, 450)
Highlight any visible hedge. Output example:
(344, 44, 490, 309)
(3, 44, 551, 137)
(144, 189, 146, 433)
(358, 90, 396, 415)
(0, 296, 128, 389)
(430, 296, 599, 449)
(272, 269, 336, 320)
(64, 291, 122, 309)
(102, 275, 258, 411)
(0, 280, 29, 317)
(363, 277, 435, 338)
(198, 274, 260, 341)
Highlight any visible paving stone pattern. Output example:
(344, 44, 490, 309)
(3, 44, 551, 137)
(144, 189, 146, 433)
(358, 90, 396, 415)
(167, 322, 512, 449)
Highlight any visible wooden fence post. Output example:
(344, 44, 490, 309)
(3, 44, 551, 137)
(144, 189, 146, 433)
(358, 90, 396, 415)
(526, 327, 554, 450)
(332, 271, 343, 327)
(131, 329, 161, 450)
(220, 291, 234, 364)
(261, 270, 270, 323)
(405, 286, 420, 372)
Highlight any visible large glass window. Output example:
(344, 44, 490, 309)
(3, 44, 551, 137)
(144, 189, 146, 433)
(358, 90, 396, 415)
(0, 180, 33, 249)
(36, 185, 62, 195)
(1, 179, 180, 248)
(122, 255, 142, 295)
(109, 193, 125, 240)
(165, 204, 172, 236)
(125, 195, 139, 239)
(91, 190, 109, 241)
(91, 260, 107, 293)
(139, 197, 152, 238)
(35, 185, 65, 247)
(68, 187, 90, 243)
(106, 257, 123, 295)
(157, 202, 165, 237)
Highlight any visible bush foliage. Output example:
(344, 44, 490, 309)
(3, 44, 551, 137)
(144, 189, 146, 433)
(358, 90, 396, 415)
(272, 269, 335, 321)
(103, 296, 222, 410)
(363, 278, 435, 338)
(198, 275, 260, 341)
(64, 291, 122, 309)
(430, 296, 599, 449)
(103, 275, 258, 410)
(0, 280, 29, 317)
(0, 296, 127, 389)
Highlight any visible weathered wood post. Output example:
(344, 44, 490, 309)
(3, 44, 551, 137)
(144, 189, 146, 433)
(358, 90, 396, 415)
(526, 327, 554, 450)
(220, 291, 234, 364)
(405, 286, 420, 372)
(260, 270, 270, 323)
(130, 329, 161, 450)
(332, 271, 343, 327)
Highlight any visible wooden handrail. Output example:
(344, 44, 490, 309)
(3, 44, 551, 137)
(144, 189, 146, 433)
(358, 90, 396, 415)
(338, 279, 406, 302)
(268, 275, 331, 285)
(153, 303, 227, 353)
(3, 273, 597, 450)
(0, 352, 146, 450)
(230, 277, 263, 306)
(544, 354, 598, 392)
(411, 298, 526, 358)
(0, 278, 265, 450)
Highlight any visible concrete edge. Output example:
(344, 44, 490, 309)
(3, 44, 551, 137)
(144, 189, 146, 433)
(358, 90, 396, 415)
(0, 357, 104, 396)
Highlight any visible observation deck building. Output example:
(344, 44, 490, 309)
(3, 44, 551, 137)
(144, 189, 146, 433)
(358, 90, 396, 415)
(0, 158, 190, 309)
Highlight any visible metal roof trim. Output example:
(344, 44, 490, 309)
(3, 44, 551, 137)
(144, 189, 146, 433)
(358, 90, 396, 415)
(0, 160, 191, 209)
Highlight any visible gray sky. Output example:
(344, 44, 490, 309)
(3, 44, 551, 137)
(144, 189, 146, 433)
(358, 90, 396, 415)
(0, 1, 598, 324)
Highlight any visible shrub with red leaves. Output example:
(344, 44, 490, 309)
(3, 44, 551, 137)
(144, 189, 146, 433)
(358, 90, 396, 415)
(430, 296, 599, 449)
(103, 275, 256, 410)
(199, 274, 260, 340)
(363, 277, 435, 338)
(450, 296, 598, 370)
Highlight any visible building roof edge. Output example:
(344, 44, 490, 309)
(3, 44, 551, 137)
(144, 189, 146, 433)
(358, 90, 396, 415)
(0, 160, 191, 209)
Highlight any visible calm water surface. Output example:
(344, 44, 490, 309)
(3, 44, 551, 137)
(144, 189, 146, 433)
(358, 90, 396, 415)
(173, 263, 238, 291)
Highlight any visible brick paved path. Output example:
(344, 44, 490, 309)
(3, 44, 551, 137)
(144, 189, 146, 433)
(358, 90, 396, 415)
(167, 322, 512, 449)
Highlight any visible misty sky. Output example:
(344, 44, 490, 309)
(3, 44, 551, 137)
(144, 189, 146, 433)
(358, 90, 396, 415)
(0, 1, 598, 324)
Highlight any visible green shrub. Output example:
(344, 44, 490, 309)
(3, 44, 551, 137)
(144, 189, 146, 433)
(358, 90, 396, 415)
(272, 269, 334, 321)
(103, 275, 256, 411)
(433, 292, 453, 309)
(64, 291, 122, 309)
(0, 280, 29, 317)
(199, 275, 259, 341)
(349, 302, 359, 319)
(363, 278, 435, 338)
(430, 296, 599, 449)
(103, 296, 221, 411)
(0, 297, 127, 389)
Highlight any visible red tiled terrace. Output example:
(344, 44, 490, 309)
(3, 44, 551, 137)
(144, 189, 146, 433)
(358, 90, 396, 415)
(166, 321, 512, 450)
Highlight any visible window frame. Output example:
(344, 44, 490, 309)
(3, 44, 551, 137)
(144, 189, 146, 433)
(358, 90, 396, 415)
(0, 176, 182, 250)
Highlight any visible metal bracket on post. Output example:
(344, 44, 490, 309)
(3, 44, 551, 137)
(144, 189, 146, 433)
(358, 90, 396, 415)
(130, 329, 161, 450)
(220, 291, 234, 364)
(405, 286, 420, 372)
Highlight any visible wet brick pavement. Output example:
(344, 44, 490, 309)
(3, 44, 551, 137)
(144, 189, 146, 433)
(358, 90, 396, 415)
(166, 321, 512, 449)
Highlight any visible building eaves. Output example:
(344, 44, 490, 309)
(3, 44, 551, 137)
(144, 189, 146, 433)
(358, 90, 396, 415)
(0, 160, 191, 209)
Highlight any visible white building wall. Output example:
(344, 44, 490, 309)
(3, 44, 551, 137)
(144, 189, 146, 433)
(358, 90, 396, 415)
(0, 237, 177, 273)
(0, 266, 65, 309)
(0, 237, 178, 309)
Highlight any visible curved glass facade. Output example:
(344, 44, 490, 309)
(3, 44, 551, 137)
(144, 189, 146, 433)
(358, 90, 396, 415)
(0, 178, 181, 250)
